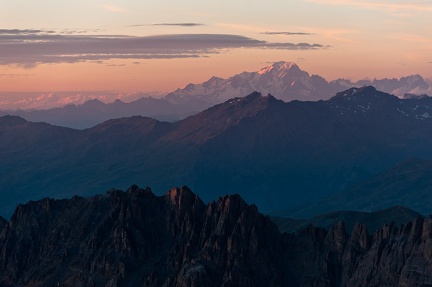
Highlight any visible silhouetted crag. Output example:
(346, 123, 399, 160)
(0, 186, 285, 287)
(1, 186, 432, 286)
(284, 219, 432, 287)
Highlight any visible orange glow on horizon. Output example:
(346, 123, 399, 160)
(1, 48, 431, 94)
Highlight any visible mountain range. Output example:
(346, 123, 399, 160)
(1, 61, 431, 129)
(1, 185, 432, 286)
(166, 61, 431, 104)
(2, 86, 432, 217)
(0, 97, 199, 130)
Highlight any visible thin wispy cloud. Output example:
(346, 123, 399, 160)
(152, 23, 205, 27)
(0, 31, 329, 67)
(59, 29, 102, 35)
(0, 73, 34, 77)
(260, 31, 313, 36)
(304, 0, 432, 12)
(265, 42, 326, 49)
(128, 23, 204, 27)
(0, 29, 55, 35)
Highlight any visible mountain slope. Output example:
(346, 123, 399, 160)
(188, 86, 432, 209)
(283, 158, 432, 218)
(2, 87, 432, 217)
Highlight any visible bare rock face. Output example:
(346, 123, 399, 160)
(1, 186, 432, 286)
(0, 186, 285, 287)
(284, 217, 432, 287)
(0, 217, 6, 231)
(342, 217, 432, 287)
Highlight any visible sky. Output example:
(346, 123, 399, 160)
(0, 0, 431, 108)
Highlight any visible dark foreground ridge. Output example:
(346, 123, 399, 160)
(1, 186, 432, 286)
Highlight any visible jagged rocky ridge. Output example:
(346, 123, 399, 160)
(1, 186, 432, 287)
(0, 186, 283, 287)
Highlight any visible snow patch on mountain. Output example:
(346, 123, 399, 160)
(165, 61, 431, 107)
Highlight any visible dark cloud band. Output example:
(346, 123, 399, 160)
(0, 29, 55, 35)
(0, 31, 328, 66)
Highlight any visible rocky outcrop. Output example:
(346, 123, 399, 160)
(284, 218, 432, 287)
(0, 186, 285, 287)
(0, 217, 6, 231)
(1, 186, 432, 286)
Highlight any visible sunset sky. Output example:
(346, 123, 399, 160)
(1, 0, 431, 108)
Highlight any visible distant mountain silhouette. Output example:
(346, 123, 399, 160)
(1, 186, 432, 286)
(0, 97, 199, 129)
(272, 206, 422, 234)
(1, 62, 430, 129)
(2, 87, 432, 217)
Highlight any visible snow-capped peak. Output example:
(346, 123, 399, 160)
(257, 61, 298, 75)
(276, 61, 297, 71)
(165, 61, 431, 108)
(257, 65, 274, 75)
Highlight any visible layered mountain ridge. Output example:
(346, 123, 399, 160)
(1, 62, 430, 129)
(1, 87, 432, 217)
(167, 61, 431, 104)
(1, 186, 432, 286)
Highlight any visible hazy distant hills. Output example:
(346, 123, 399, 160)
(2, 87, 432, 217)
(1, 61, 430, 129)
(0, 97, 200, 129)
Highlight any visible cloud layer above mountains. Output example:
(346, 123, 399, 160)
(0, 29, 328, 67)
